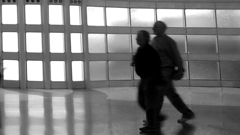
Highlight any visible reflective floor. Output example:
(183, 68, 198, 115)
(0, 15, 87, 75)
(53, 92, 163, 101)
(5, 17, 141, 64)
(0, 87, 240, 135)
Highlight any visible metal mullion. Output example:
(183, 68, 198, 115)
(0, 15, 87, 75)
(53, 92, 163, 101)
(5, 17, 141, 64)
(18, 0, 26, 89)
(82, 0, 90, 88)
(64, 0, 72, 89)
(42, 0, 51, 89)
(0, 1, 2, 88)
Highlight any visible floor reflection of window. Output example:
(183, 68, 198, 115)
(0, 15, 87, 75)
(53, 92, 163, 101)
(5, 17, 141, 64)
(52, 97, 66, 119)
(73, 95, 85, 135)
(5, 126, 20, 135)
(28, 125, 45, 135)
(28, 95, 44, 118)
(4, 94, 20, 117)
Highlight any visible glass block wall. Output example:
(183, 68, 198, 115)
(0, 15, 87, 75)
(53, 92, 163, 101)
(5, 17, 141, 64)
(1, 0, 240, 89)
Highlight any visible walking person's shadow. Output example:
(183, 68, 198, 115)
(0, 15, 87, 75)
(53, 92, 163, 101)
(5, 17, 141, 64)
(176, 123, 196, 135)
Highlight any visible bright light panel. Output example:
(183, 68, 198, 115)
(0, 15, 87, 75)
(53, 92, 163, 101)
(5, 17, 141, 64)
(27, 61, 43, 81)
(71, 33, 83, 53)
(70, 6, 82, 25)
(26, 33, 42, 53)
(25, 5, 41, 25)
(50, 33, 64, 53)
(72, 61, 84, 81)
(2, 32, 18, 52)
(51, 61, 65, 81)
(2, 5, 17, 24)
(49, 5, 63, 25)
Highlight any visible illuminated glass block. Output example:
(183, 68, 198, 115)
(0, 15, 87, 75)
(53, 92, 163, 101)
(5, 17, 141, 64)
(89, 61, 107, 81)
(2, 32, 18, 52)
(221, 62, 240, 80)
(187, 35, 217, 54)
(219, 36, 240, 54)
(131, 8, 155, 27)
(50, 33, 64, 53)
(217, 10, 240, 28)
(72, 61, 84, 81)
(50, 61, 65, 81)
(49, 5, 63, 25)
(88, 34, 106, 53)
(108, 34, 131, 53)
(169, 35, 186, 54)
(25, 5, 41, 25)
(26, 33, 42, 53)
(27, 61, 43, 81)
(3, 60, 19, 81)
(109, 61, 132, 80)
(2, 5, 17, 24)
(157, 9, 184, 27)
(186, 9, 215, 27)
(87, 7, 104, 26)
(189, 61, 219, 80)
(106, 8, 129, 26)
(70, 6, 82, 25)
(71, 33, 83, 53)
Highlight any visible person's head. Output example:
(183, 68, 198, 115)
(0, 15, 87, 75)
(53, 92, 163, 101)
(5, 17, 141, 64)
(152, 21, 167, 36)
(136, 30, 150, 47)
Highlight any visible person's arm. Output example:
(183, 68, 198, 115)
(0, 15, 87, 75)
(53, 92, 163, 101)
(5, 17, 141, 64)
(167, 38, 184, 72)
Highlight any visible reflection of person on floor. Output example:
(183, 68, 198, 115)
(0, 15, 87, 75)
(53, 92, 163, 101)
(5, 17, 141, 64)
(151, 21, 195, 123)
(132, 30, 165, 132)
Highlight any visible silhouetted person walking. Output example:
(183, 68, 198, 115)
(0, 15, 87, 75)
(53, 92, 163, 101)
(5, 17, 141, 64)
(133, 30, 165, 132)
(151, 21, 195, 123)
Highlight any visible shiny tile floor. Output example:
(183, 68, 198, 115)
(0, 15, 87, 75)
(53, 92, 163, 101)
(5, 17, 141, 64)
(0, 87, 240, 135)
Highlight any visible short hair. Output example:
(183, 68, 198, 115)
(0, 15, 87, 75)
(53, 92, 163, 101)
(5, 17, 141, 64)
(138, 30, 150, 42)
(153, 21, 167, 31)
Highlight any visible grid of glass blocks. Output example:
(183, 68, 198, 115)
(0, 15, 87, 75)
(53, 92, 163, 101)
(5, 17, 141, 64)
(1, 2, 240, 89)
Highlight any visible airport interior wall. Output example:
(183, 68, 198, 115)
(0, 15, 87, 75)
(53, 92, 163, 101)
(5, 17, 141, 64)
(1, 0, 240, 89)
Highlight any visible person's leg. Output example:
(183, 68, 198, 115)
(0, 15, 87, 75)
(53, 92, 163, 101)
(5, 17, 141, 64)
(138, 80, 146, 111)
(162, 68, 195, 122)
(140, 78, 159, 132)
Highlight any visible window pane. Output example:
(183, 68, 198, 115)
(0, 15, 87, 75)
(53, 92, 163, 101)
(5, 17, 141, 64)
(109, 61, 132, 80)
(27, 61, 43, 81)
(2, 5, 17, 24)
(89, 61, 107, 81)
(87, 7, 104, 26)
(50, 61, 65, 81)
(108, 34, 131, 53)
(71, 33, 83, 53)
(157, 9, 184, 27)
(106, 8, 129, 26)
(187, 35, 217, 54)
(88, 34, 106, 53)
(49, 5, 63, 25)
(70, 6, 82, 25)
(131, 9, 155, 27)
(72, 61, 84, 81)
(219, 36, 240, 54)
(186, 10, 215, 27)
(3, 60, 19, 81)
(50, 33, 64, 53)
(2, 32, 18, 52)
(169, 35, 186, 54)
(217, 10, 240, 28)
(26, 33, 42, 53)
(221, 62, 240, 80)
(25, 5, 41, 25)
(189, 61, 219, 80)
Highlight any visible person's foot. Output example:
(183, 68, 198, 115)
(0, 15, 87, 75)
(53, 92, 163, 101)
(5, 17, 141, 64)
(177, 112, 195, 123)
(139, 125, 159, 132)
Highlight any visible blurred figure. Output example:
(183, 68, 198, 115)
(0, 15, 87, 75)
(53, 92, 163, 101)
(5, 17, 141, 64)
(151, 21, 195, 123)
(133, 30, 165, 132)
